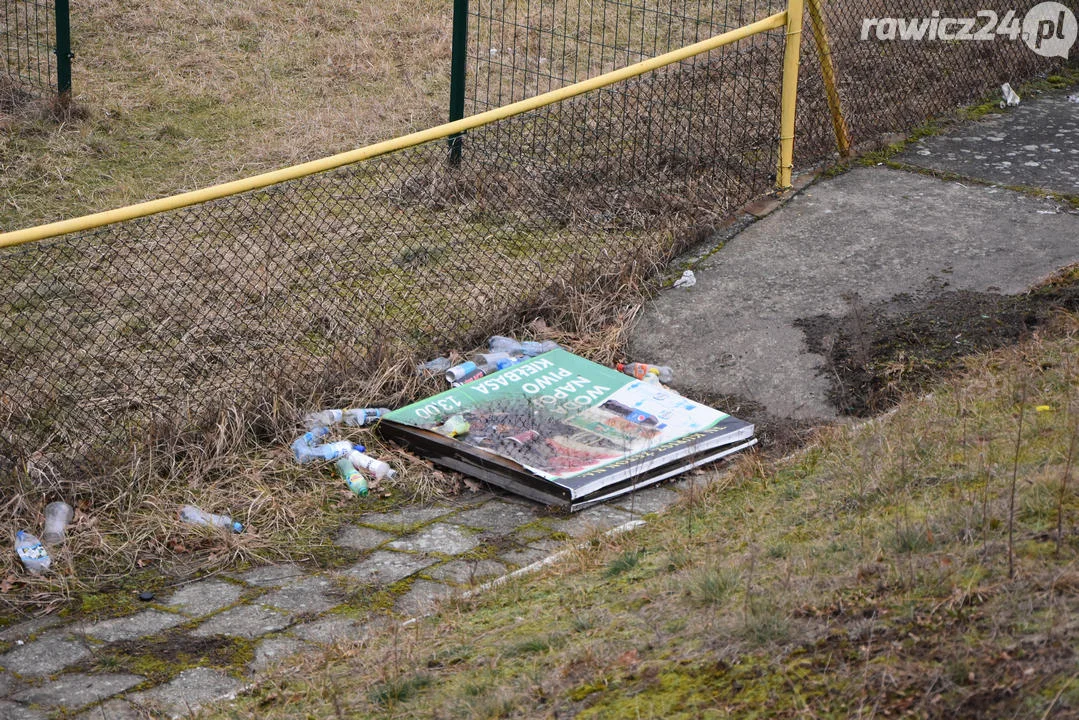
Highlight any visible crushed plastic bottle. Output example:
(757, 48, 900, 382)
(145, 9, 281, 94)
(179, 505, 243, 533)
(417, 357, 453, 374)
(488, 336, 561, 357)
(451, 368, 487, 386)
(336, 457, 369, 496)
(292, 437, 361, 464)
(303, 408, 390, 429)
(672, 270, 696, 288)
(616, 362, 674, 384)
(436, 414, 470, 437)
(42, 501, 74, 545)
(1000, 82, 1020, 109)
(348, 449, 397, 481)
(15, 530, 50, 575)
(304, 409, 344, 428)
(342, 408, 389, 427)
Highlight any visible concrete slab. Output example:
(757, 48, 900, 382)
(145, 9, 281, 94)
(0, 632, 91, 677)
(449, 500, 541, 535)
(899, 94, 1079, 195)
(499, 540, 566, 569)
(74, 699, 144, 720)
(191, 605, 292, 639)
(333, 525, 393, 551)
(165, 580, 244, 617)
(77, 609, 185, 643)
(11, 672, 143, 710)
(337, 550, 435, 586)
(0, 616, 62, 643)
(235, 563, 307, 588)
(289, 616, 368, 645)
(0, 700, 45, 720)
(395, 580, 456, 617)
(629, 167, 1079, 420)
(426, 559, 507, 586)
(388, 523, 480, 555)
(358, 505, 454, 530)
(127, 667, 241, 719)
(258, 575, 339, 614)
(547, 505, 638, 539)
(249, 637, 308, 673)
(613, 485, 681, 516)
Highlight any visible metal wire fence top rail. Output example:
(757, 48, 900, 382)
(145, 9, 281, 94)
(0, 7, 792, 495)
(1, 0, 71, 101)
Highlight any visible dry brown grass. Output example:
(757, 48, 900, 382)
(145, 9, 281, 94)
(2, 0, 453, 230)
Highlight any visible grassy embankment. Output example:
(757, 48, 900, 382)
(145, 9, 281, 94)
(207, 313, 1079, 718)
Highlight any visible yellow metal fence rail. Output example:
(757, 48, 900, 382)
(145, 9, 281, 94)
(0, 6, 796, 250)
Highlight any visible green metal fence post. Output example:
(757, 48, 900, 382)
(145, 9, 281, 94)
(54, 0, 73, 104)
(447, 0, 468, 165)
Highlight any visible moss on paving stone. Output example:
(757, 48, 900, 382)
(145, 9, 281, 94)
(74, 631, 255, 684)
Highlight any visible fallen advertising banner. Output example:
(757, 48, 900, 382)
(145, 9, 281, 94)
(379, 349, 756, 510)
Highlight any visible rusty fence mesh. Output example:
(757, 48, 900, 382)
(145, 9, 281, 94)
(0, 0, 1070, 489)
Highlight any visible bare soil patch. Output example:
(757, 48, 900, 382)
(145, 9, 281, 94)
(797, 267, 1079, 416)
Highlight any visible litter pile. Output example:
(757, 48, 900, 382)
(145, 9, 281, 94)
(12, 337, 754, 573)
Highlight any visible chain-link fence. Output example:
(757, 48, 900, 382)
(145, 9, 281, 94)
(0, 0, 1071, 491)
(1, 0, 70, 103)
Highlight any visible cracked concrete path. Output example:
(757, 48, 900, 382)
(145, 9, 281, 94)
(631, 91, 1079, 421)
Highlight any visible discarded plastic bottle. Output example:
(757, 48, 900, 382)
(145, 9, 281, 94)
(472, 352, 521, 370)
(42, 501, 74, 545)
(336, 457, 369, 496)
(342, 408, 390, 427)
(1000, 82, 1020, 109)
(488, 336, 560, 356)
(445, 361, 478, 383)
(616, 362, 674, 384)
(292, 434, 361, 464)
(436, 414, 470, 437)
(15, 530, 50, 575)
(417, 357, 453, 374)
(304, 408, 390, 428)
(303, 409, 344, 428)
(348, 449, 397, 481)
(178, 505, 243, 533)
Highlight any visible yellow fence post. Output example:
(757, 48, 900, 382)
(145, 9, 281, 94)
(776, 0, 805, 191)
(806, 0, 851, 158)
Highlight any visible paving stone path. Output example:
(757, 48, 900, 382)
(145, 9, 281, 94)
(0, 484, 683, 718)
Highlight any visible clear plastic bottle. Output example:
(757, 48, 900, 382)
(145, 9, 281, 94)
(616, 362, 674, 384)
(348, 449, 397, 481)
(472, 352, 520, 370)
(336, 457, 369, 496)
(488, 336, 561, 356)
(303, 409, 343, 428)
(292, 434, 361, 464)
(178, 505, 243, 533)
(15, 530, 50, 575)
(342, 408, 390, 427)
(417, 357, 453, 374)
(42, 501, 74, 545)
